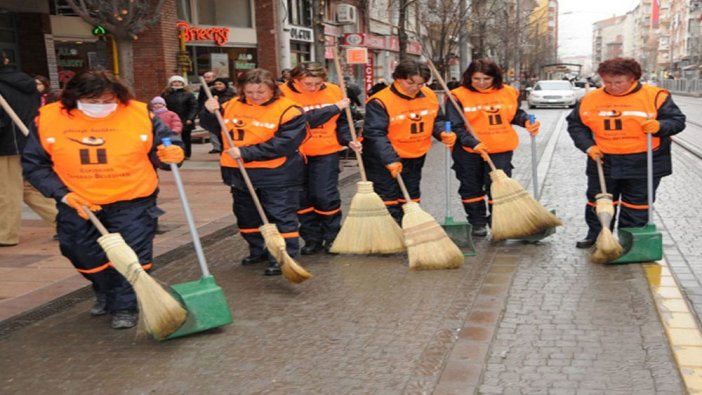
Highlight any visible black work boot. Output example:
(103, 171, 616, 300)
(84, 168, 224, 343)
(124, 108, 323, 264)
(264, 259, 282, 276)
(575, 237, 597, 249)
(241, 253, 268, 265)
(111, 310, 138, 329)
(472, 225, 488, 237)
(89, 293, 107, 316)
(301, 241, 323, 255)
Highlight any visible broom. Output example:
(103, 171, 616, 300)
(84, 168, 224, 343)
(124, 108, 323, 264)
(425, 60, 561, 240)
(84, 209, 187, 339)
(396, 174, 463, 270)
(328, 47, 405, 254)
(0, 94, 187, 338)
(591, 157, 624, 263)
(200, 77, 310, 283)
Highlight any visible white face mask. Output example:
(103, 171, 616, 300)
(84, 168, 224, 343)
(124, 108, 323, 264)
(77, 101, 118, 118)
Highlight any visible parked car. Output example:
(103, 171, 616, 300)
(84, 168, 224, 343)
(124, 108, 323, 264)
(526, 80, 578, 109)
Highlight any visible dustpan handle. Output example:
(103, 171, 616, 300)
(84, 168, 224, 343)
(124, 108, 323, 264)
(163, 138, 211, 277)
(528, 114, 539, 200)
(646, 132, 653, 225)
(444, 121, 452, 218)
(331, 47, 367, 181)
(425, 60, 497, 172)
(199, 76, 270, 225)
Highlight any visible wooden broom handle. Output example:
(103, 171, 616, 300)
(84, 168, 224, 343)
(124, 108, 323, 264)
(199, 77, 270, 225)
(0, 93, 30, 137)
(396, 173, 412, 203)
(595, 156, 608, 195)
(331, 47, 367, 181)
(425, 60, 497, 171)
(83, 207, 109, 236)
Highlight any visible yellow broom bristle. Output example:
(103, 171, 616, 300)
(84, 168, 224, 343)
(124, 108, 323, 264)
(489, 170, 561, 240)
(260, 223, 312, 283)
(591, 227, 624, 264)
(330, 181, 405, 254)
(402, 202, 464, 270)
(98, 233, 187, 339)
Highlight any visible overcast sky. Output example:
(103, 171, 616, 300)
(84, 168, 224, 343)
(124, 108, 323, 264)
(557, 0, 640, 58)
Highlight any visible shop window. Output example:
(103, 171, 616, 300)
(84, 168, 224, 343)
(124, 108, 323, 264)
(197, 0, 253, 28)
(177, 0, 193, 22)
(55, 41, 109, 87)
(186, 46, 258, 82)
(290, 42, 311, 68)
(51, 0, 79, 16)
(286, 0, 312, 26)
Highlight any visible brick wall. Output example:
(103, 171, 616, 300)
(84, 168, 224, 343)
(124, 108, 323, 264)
(254, 0, 281, 77)
(132, 0, 179, 101)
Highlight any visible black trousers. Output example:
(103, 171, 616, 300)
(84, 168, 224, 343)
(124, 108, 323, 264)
(181, 124, 194, 158)
(232, 185, 300, 260)
(57, 196, 160, 313)
(452, 148, 513, 227)
(298, 153, 342, 246)
(364, 154, 425, 223)
(583, 174, 661, 238)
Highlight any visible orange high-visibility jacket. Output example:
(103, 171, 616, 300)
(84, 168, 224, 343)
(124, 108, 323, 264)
(372, 86, 440, 158)
(578, 84, 667, 154)
(280, 82, 344, 156)
(36, 101, 158, 204)
(451, 85, 520, 154)
(219, 96, 303, 169)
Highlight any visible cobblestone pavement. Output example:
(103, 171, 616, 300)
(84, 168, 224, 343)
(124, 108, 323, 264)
(1, 106, 699, 394)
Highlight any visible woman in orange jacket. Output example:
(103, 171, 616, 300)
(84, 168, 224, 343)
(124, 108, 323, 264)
(446, 59, 540, 237)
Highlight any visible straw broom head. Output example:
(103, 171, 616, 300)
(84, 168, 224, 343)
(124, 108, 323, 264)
(330, 181, 406, 254)
(97, 233, 187, 339)
(401, 202, 464, 270)
(489, 169, 562, 240)
(259, 223, 311, 283)
(590, 193, 623, 263)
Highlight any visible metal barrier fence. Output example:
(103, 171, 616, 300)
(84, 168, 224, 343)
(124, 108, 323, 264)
(658, 79, 702, 96)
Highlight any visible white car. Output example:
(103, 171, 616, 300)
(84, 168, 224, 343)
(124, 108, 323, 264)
(527, 80, 578, 109)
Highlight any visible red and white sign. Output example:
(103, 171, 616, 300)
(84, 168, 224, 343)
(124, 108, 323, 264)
(364, 55, 375, 94)
(346, 47, 368, 64)
(343, 33, 422, 55)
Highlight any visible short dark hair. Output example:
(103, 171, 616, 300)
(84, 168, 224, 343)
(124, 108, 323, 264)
(290, 62, 327, 81)
(34, 75, 52, 94)
(597, 57, 642, 80)
(392, 60, 431, 82)
(462, 59, 503, 89)
(60, 70, 133, 111)
(236, 68, 281, 100)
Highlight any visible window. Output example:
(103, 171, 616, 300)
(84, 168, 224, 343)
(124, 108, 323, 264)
(286, 0, 312, 26)
(197, 0, 253, 27)
(177, 0, 193, 22)
(51, 0, 78, 16)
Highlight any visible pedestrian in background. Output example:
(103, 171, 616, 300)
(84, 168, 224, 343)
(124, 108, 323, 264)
(199, 77, 235, 155)
(197, 70, 220, 153)
(162, 75, 197, 159)
(277, 68, 291, 84)
(34, 75, 58, 107)
(0, 51, 57, 247)
(150, 96, 182, 134)
(279, 61, 360, 255)
(22, 70, 184, 329)
(566, 57, 686, 249)
(367, 78, 388, 97)
(446, 59, 539, 237)
(203, 68, 306, 276)
(361, 59, 451, 223)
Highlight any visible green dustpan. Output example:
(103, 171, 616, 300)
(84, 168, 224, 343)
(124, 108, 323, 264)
(160, 139, 233, 340)
(609, 134, 662, 264)
(440, 123, 476, 256)
(515, 121, 557, 243)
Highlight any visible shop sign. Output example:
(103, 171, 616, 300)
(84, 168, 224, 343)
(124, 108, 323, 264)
(346, 47, 368, 64)
(385, 36, 422, 55)
(342, 33, 386, 50)
(324, 36, 336, 59)
(290, 26, 313, 42)
(364, 55, 375, 94)
(235, 53, 256, 70)
(176, 21, 230, 46)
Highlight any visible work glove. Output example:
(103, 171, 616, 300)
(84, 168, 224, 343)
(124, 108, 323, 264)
(440, 132, 457, 150)
(157, 144, 185, 164)
(62, 192, 102, 220)
(641, 119, 660, 134)
(473, 143, 490, 162)
(385, 162, 403, 178)
(525, 119, 541, 136)
(587, 145, 603, 161)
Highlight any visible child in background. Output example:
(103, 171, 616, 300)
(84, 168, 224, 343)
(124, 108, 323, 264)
(150, 96, 183, 134)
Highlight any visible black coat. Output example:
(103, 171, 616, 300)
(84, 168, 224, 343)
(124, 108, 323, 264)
(0, 65, 40, 156)
(162, 89, 198, 130)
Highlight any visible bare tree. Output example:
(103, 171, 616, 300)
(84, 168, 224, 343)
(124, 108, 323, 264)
(413, 0, 465, 76)
(66, 0, 165, 86)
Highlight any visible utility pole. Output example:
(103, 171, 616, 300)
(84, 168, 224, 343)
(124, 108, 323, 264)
(459, 0, 471, 68)
(513, 0, 521, 92)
